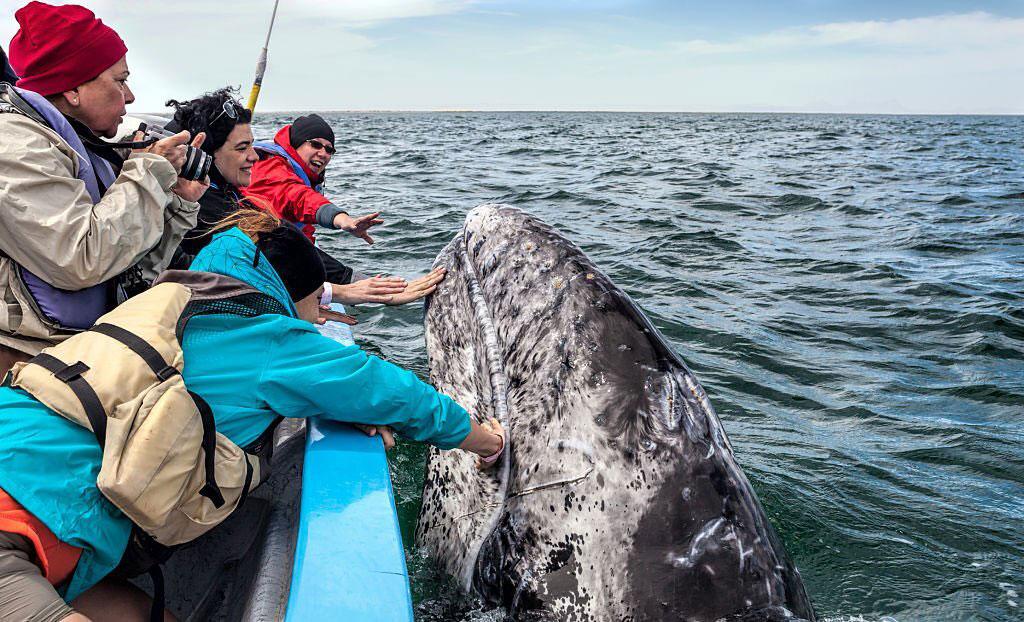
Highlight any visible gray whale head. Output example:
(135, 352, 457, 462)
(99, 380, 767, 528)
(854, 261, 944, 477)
(417, 204, 815, 621)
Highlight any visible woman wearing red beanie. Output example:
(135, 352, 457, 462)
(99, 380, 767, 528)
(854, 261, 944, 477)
(0, 2, 205, 381)
(0, 4, 208, 620)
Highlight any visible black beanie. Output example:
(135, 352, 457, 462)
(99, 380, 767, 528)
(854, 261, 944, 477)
(255, 225, 327, 302)
(289, 114, 334, 149)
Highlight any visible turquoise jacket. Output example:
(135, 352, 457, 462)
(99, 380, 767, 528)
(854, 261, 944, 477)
(0, 227, 471, 601)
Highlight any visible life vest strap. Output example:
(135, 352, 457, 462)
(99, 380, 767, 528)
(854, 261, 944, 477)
(90, 323, 179, 381)
(28, 353, 106, 447)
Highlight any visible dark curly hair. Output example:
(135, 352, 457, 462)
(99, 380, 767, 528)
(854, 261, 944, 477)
(165, 87, 252, 155)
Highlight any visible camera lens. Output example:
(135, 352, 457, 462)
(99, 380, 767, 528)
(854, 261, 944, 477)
(179, 146, 212, 181)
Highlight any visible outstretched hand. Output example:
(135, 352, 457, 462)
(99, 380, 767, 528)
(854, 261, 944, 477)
(333, 211, 384, 245)
(333, 275, 408, 305)
(385, 267, 446, 306)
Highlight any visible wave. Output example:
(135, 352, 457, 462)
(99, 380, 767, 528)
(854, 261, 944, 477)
(772, 193, 826, 210)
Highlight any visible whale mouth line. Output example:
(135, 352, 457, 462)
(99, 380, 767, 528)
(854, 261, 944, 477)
(455, 225, 514, 592)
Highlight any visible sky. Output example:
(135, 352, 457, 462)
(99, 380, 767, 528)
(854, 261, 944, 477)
(1, 0, 1022, 113)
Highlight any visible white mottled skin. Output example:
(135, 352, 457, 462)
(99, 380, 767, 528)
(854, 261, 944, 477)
(417, 205, 815, 622)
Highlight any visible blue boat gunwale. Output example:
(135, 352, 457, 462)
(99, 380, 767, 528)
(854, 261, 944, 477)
(284, 305, 415, 621)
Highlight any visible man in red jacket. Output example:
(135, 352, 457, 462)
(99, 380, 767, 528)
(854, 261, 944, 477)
(244, 115, 377, 245)
(244, 114, 443, 304)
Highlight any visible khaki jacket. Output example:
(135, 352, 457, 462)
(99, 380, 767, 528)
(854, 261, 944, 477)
(0, 103, 198, 355)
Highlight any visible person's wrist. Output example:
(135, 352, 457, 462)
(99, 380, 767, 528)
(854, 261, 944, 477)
(480, 431, 505, 463)
(318, 203, 346, 229)
(332, 212, 353, 230)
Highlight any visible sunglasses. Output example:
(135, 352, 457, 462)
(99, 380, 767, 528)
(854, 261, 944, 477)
(306, 139, 336, 155)
(209, 100, 239, 127)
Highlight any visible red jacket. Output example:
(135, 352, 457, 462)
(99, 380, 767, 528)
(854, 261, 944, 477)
(242, 125, 328, 242)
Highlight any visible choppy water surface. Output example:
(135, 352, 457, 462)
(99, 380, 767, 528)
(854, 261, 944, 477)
(255, 113, 1023, 621)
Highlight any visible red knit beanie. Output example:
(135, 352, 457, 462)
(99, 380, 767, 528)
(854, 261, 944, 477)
(9, 2, 127, 96)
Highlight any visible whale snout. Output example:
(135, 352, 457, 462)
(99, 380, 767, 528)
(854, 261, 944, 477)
(463, 203, 507, 238)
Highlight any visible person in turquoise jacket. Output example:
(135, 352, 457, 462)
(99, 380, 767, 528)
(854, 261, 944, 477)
(0, 210, 504, 622)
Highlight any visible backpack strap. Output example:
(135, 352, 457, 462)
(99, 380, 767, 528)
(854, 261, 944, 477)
(90, 324, 178, 381)
(27, 353, 106, 447)
(148, 565, 166, 622)
(187, 390, 227, 509)
(89, 323, 230, 509)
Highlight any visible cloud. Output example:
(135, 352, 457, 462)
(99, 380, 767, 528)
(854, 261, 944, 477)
(1, 3, 1020, 113)
(0, 0, 468, 110)
(670, 12, 1024, 56)
(273, 0, 478, 25)
(1, 0, 479, 24)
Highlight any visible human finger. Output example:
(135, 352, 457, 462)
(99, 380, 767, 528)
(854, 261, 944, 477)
(409, 277, 442, 293)
(353, 424, 377, 437)
(159, 130, 191, 147)
(490, 417, 505, 436)
(379, 427, 396, 450)
(397, 285, 436, 304)
(368, 277, 406, 286)
(419, 271, 446, 286)
(361, 233, 374, 245)
(412, 268, 445, 284)
(374, 276, 407, 286)
(356, 211, 382, 223)
(362, 281, 405, 293)
(363, 294, 396, 304)
(150, 132, 190, 171)
(130, 130, 149, 154)
(190, 131, 206, 149)
(368, 281, 407, 294)
(402, 283, 432, 298)
(319, 307, 358, 325)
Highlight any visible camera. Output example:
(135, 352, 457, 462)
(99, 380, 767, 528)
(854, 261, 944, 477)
(137, 123, 212, 181)
(178, 143, 212, 181)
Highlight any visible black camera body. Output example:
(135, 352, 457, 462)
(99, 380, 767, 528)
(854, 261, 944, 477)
(139, 123, 212, 181)
(178, 143, 212, 181)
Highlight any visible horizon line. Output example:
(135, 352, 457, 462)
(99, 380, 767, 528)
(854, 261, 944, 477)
(231, 109, 1022, 117)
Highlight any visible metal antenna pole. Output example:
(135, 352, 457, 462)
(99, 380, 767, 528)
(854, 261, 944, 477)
(245, 0, 281, 112)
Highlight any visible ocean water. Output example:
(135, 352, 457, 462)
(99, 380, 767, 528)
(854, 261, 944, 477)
(253, 112, 1024, 621)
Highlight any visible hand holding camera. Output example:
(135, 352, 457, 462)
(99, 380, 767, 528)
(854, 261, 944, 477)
(171, 174, 210, 203)
(149, 130, 203, 173)
(131, 124, 212, 181)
